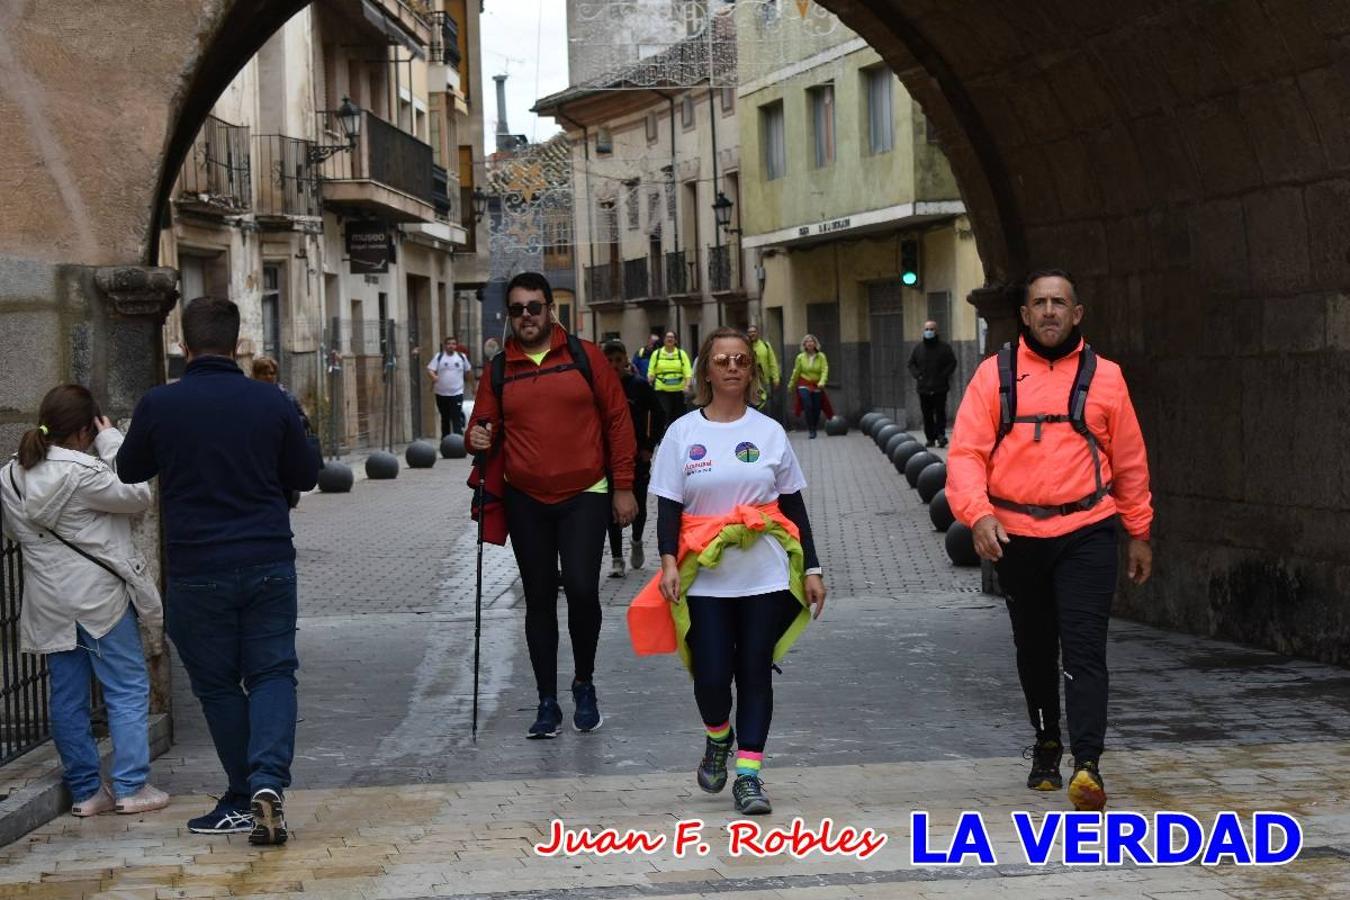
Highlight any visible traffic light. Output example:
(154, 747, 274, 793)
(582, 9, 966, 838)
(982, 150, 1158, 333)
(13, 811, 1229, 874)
(900, 238, 920, 288)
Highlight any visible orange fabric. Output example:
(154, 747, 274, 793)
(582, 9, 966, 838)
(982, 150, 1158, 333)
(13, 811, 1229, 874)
(947, 337, 1153, 540)
(626, 502, 799, 656)
(471, 326, 637, 503)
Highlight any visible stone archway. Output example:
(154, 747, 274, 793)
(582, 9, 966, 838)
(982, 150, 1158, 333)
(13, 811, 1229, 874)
(2, 0, 1349, 663)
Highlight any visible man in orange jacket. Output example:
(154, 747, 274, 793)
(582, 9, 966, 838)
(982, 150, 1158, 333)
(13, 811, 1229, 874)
(947, 268, 1153, 813)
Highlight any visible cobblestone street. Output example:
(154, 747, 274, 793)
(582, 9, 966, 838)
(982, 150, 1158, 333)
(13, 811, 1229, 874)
(2, 431, 1349, 897)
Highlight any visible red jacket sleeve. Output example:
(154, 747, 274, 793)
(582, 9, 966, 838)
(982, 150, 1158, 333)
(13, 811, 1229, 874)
(946, 359, 1000, 528)
(1106, 372, 1154, 540)
(471, 359, 503, 448)
(588, 342, 637, 490)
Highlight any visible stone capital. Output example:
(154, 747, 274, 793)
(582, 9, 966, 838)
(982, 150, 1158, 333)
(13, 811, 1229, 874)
(94, 266, 179, 321)
(967, 281, 1020, 322)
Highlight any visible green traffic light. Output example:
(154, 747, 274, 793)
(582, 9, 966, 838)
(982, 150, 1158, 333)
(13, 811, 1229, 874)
(901, 272, 918, 286)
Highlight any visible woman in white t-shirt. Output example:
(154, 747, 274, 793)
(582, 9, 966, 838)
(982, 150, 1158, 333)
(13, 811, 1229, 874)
(649, 327, 826, 815)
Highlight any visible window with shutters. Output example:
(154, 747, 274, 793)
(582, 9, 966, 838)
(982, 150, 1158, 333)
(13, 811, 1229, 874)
(760, 101, 786, 181)
(864, 65, 894, 155)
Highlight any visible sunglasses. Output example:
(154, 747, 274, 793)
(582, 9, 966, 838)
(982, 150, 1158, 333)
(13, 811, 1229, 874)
(508, 300, 547, 318)
(710, 352, 750, 368)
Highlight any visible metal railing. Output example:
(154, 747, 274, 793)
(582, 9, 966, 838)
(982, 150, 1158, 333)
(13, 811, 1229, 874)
(623, 258, 649, 300)
(586, 264, 621, 304)
(177, 115, 251, 211)
(315, 110, 434, 205)
(429, 10, 461, 66)
(253, 135, 321, 218)
(667, 249, 698, 295)
(432, 165, 463, 223)
(709, 244, 733, 293)
(1, 536, 51, 766)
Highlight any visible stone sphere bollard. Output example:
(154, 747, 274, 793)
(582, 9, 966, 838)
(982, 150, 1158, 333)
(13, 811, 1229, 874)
(929, 488, 955, 531)
(874, 424, 902, 449)
(868, 417, 894, 439)
(860, 412, 883, 434)
(892, 440, 924, 472)
(440, 433, 467, 459)
(945, 520, 980, 567)
(365, 451, 400, 480)
(406, 441, 439, 469)
(316, 461, 354, 493)
(917, 462, 947, 503)
(824, 416, 849, 436)
(883, 432, 912, 457)
(904, 451, 940, 486)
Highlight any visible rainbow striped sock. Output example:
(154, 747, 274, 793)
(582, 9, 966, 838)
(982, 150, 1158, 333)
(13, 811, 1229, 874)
(736, 751, 763, 778)
(706, 721, 731, 743)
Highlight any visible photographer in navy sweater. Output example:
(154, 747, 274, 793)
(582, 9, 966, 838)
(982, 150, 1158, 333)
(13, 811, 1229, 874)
(117, 296, 318, 846)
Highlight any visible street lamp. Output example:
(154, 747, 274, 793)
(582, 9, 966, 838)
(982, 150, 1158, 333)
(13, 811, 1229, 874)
(713, 191, 739, 234)
(309, 96, 362, 164)
(471, 187, 491, 223)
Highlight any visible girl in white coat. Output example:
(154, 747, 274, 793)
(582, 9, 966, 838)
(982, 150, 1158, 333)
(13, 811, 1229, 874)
(0, 385, 168, 816)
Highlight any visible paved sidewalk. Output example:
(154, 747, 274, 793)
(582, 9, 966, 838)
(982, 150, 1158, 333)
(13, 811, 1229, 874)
(2, 430, 1348, 897)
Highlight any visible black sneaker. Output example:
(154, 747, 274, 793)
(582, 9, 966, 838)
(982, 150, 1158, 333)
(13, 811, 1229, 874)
(938, 437, 949, 448)
(732, 774, 772, 815)
(528, 696, 563, 739)
(697, 730, 735, 794)
(248, 788, 288, 846)
(925, 439, 936, 448)
(1068, 759, 1107, 811)
(571, 681, 603, 732)
(1024, 737, 1064, 791)
(187, 794, 253, 834)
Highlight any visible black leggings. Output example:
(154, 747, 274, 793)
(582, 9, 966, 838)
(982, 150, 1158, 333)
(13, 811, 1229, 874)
(607, 464, 650, 557)
(505, 486, 610, 699)
(995, 520, 1119, 762)
(685, 591, 800, 753)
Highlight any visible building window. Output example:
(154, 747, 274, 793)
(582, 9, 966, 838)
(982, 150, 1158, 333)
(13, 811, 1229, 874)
(721, 87, 736, 115)
(760, 101, 786, 181)
(625, 181, 640, 231)
(809, 83, 835, 168)
(648, 190, 662, 231)
(261, 264, 282, 362)
(865, 65, 895, 155)
(646, 111, 659, 144)
(681, 94, 696, 130)
(596, 126, 613, 155)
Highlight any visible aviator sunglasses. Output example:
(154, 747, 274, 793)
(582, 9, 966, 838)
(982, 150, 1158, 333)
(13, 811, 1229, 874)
(710, 352, 750, 368)
(507, 300, 547, 318)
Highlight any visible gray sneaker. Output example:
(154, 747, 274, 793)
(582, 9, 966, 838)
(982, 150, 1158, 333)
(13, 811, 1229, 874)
(732, 774, 772, 815)
(630, 543, 645, 570)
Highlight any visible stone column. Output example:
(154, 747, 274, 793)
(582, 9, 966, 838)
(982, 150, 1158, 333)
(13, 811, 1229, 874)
(93, 265, 178, 717)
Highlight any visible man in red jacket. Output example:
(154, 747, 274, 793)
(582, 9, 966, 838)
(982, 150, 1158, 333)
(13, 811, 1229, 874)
(468, 272, 637, 739)
(947, 269, 1153, 812)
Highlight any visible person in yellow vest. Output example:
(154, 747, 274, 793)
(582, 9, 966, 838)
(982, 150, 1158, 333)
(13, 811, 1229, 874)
(647, 330, 692, 429)
(787, 334, 830, 438)
(746, 324, 780, 414)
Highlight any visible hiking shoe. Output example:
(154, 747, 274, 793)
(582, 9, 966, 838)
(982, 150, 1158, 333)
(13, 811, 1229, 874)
(115, 783, 170, 815)
(188, 794, 253, 834)
(938, 437, 949, 448)
(571, 681, 603, 733)
(609, 557, 625, 578)
(71, 783, 114, 817)
(697, 730, 735, 794)
(528, 696, 564, 739)
(249, 788, 288, 846)
(1024, 737, 1064, 791)
(1068, 760, 1107, 811)
(630, 544, 645, 570)
(925, 440, 936, 448)
(732, 774, 772, 815)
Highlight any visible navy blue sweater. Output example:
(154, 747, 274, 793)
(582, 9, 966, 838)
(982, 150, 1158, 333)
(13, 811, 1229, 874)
(117, 356, 320, 576)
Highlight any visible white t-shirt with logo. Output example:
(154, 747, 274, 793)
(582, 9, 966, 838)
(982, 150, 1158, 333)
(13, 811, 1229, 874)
(427, 351, 471, 396)
(650, 407, 807, 598)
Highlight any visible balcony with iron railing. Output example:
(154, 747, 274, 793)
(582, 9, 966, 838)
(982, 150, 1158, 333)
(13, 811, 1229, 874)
(708, 243, 742, 295)
(253, 135, 321, 219)
(585, 264, 623, 307)
(176, 115, 251, 213)
(667, 249, 700, 299)
(428, 10, 462, 67)
(314, 109, 435, 223)
(622, 258, 649, 301)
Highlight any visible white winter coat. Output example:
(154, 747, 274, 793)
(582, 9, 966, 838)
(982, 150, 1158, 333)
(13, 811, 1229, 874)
(0, 429, 164, 655)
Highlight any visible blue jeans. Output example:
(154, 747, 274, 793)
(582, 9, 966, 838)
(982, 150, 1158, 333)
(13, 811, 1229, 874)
(166, 560, 299, 798)
(48, 607, 150, 801)
(797, 388, 823, 434)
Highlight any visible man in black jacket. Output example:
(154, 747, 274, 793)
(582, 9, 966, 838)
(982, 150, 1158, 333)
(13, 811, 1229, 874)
(118, 297, 319, 847)
(604, 340, 666, 577)
(907, 319, 958, 448)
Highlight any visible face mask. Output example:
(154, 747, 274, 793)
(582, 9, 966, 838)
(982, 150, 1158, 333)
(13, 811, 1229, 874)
(923, 329, 936, 340)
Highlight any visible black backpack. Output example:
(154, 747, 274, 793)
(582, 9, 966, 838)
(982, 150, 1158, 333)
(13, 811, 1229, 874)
(988, 341, 1111, 519)
(490, 332, 594, 401)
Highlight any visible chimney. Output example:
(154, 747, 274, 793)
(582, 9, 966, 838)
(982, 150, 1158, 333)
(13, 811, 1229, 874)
(494, 74, 512, 152)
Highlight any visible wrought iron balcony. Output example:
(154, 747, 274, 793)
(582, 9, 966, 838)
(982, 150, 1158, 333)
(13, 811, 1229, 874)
(429, 10, 462, 67)
(314, 109, 435, 223)
(253, 135, 321, 218)
(177, 115, 250, 212)
(623, 258, 649, 300)
(708, 243, 735, 293)
(585, 264, 622, 306)
(667, 249, 699, 296)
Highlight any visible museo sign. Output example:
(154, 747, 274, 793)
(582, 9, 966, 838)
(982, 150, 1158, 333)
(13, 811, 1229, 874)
(347, 221, 392, 274)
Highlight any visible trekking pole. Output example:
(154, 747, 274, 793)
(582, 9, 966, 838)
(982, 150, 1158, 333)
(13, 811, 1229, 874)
(471, 418, 489, 740)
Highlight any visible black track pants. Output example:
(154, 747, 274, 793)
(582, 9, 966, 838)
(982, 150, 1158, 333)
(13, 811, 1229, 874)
(994, 520, 1119, 763)
(505, 486, 609, 699)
